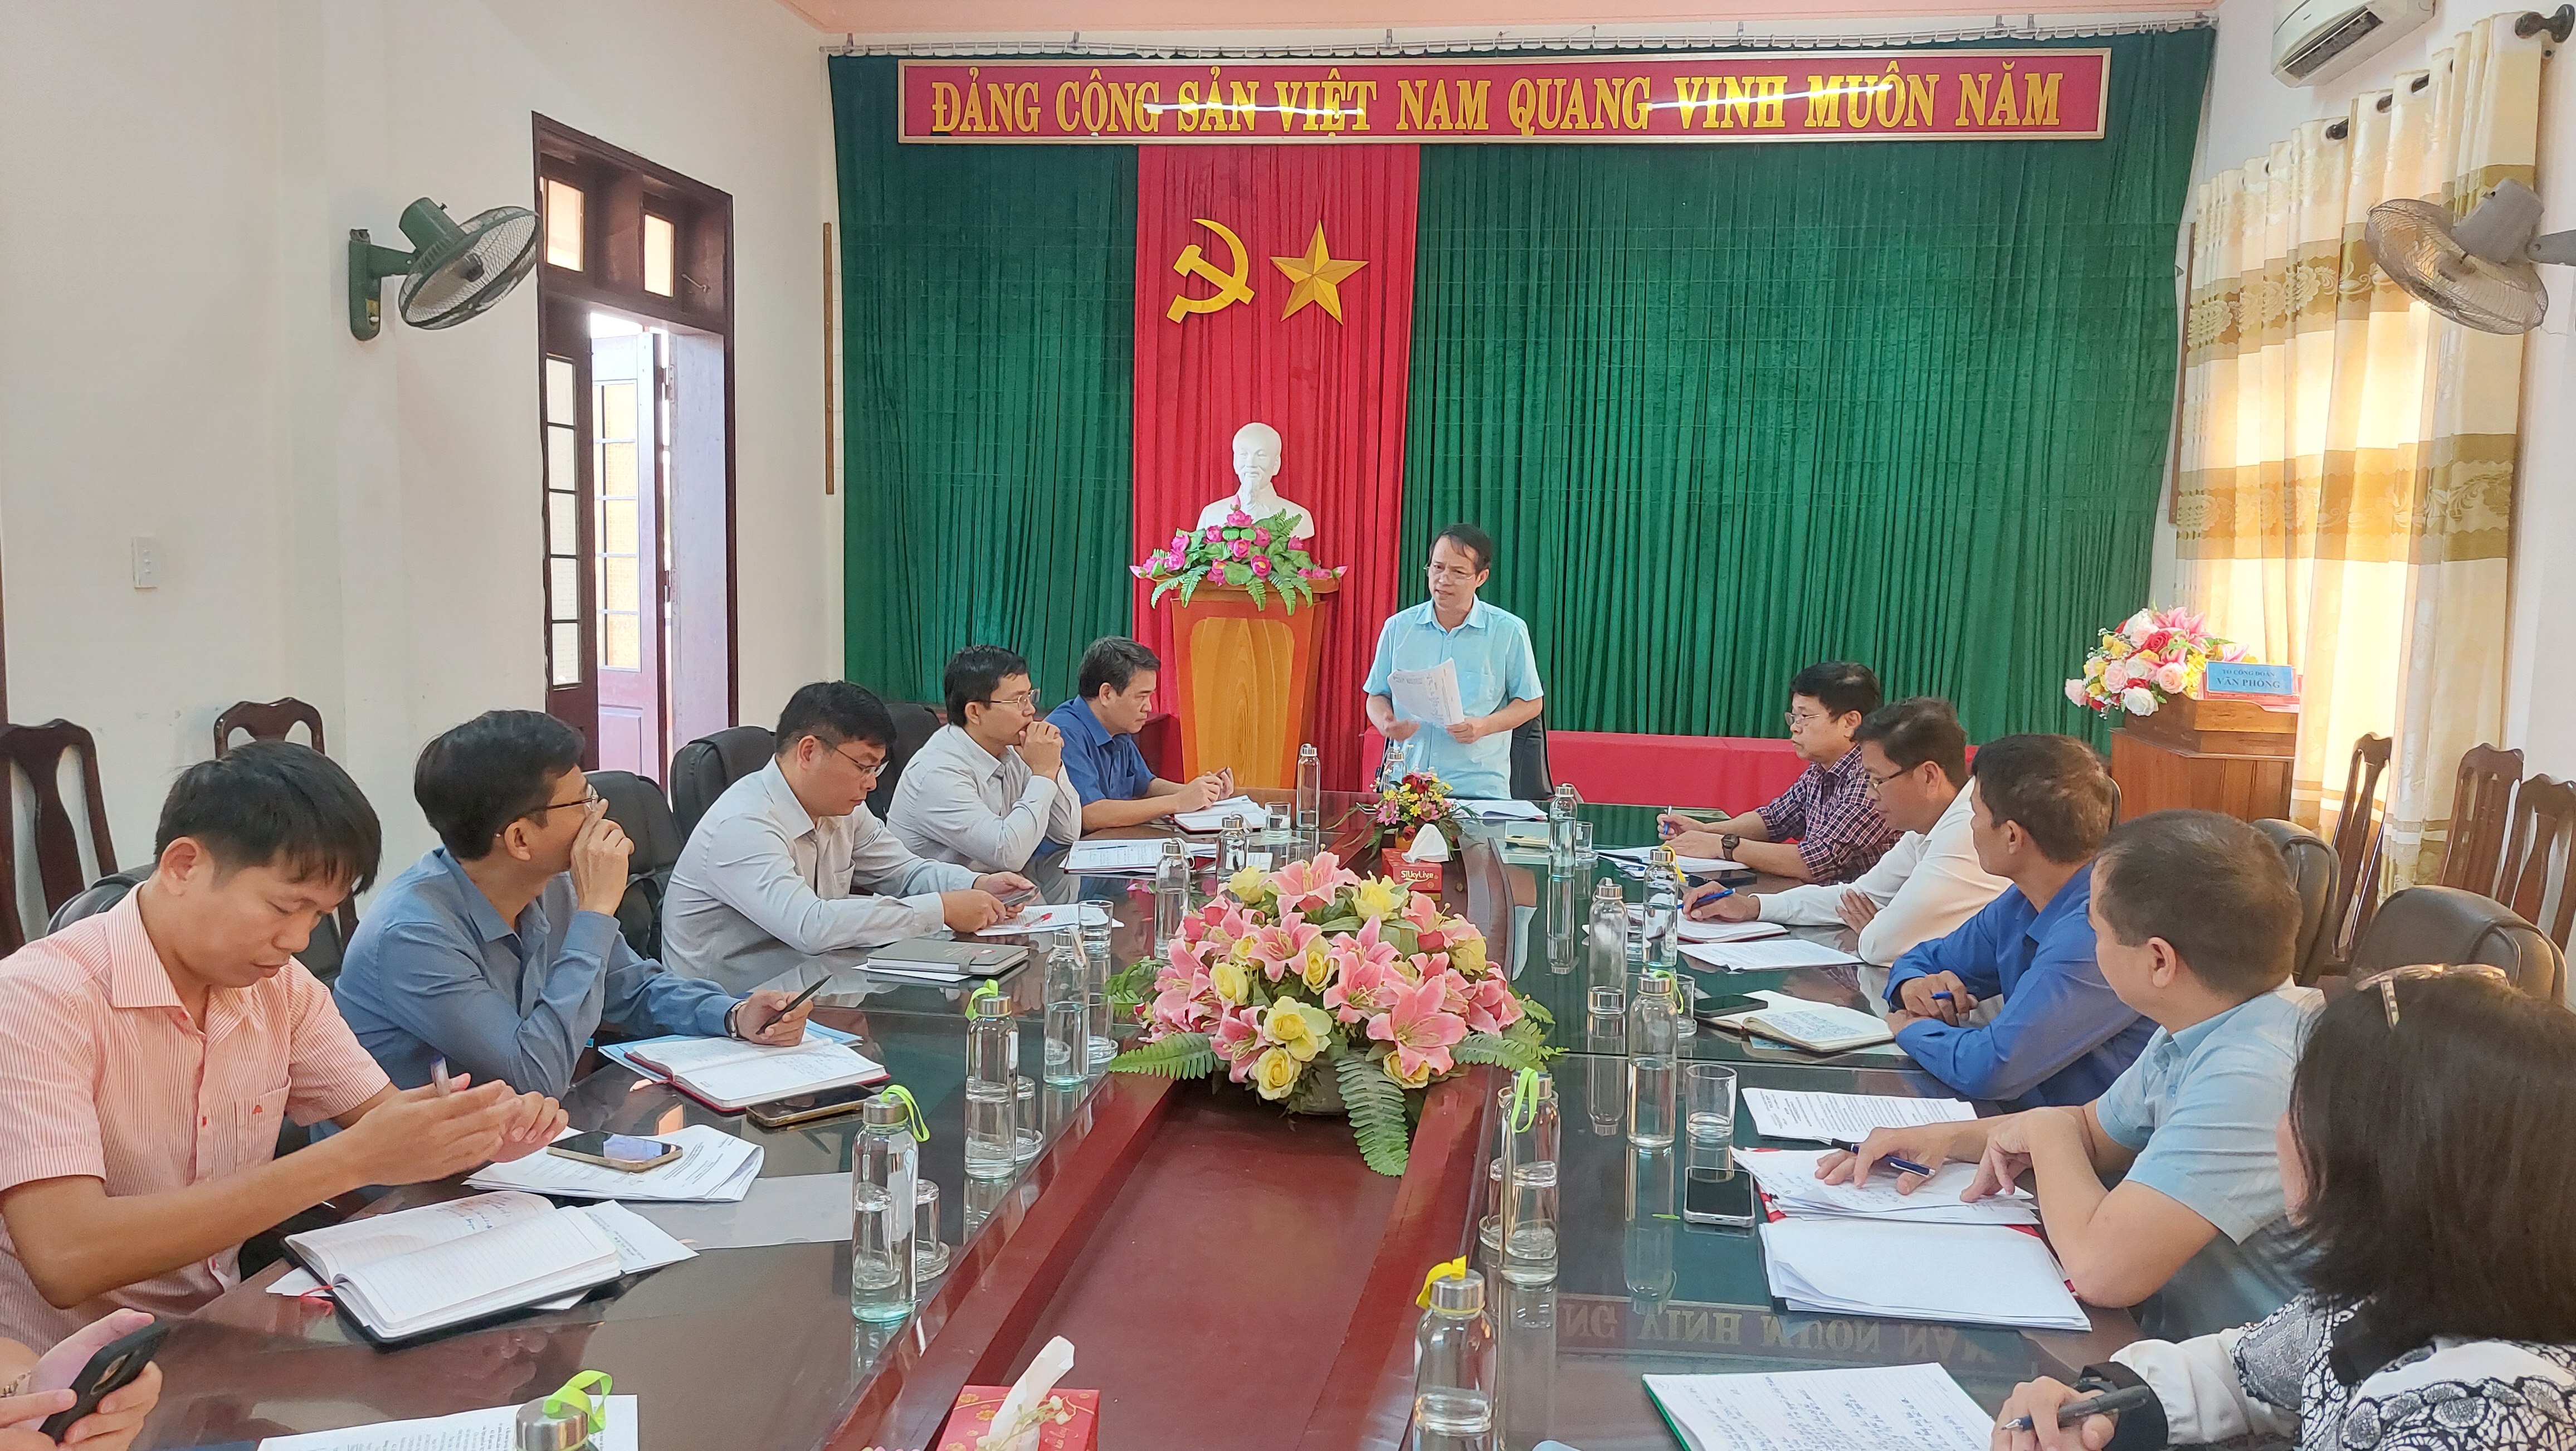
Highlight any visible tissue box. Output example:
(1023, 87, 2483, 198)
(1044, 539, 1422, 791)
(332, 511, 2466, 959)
(934, 1386, 1099, 1451)
(1388, 858, 1443, 893)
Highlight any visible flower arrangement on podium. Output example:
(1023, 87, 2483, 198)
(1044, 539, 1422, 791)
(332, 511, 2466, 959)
(2065, 606, 2250, 718)
(1131, 508, 1342, 612)
(1344, 770, 1460, 870)
(1108, 850, 1554, 1176)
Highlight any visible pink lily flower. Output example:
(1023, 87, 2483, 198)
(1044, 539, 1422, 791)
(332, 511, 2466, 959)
(1367, 978, 1469, 1081)
(1465, 976, 1521, 1034)
(1247, 920, 1323, 982)
(1212, 1007, 1265, 1082)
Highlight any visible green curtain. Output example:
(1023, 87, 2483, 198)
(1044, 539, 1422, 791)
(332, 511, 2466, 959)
(832, 57, 1135, 707)
(1398, 29, 2214, 745)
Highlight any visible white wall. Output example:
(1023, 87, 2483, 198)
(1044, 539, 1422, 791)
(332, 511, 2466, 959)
(0, 0, 840, 879)
(2180, 0, 2576, 770)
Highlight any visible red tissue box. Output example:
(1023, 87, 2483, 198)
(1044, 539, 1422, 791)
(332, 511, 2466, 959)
(934, 1386, 1099, 1451)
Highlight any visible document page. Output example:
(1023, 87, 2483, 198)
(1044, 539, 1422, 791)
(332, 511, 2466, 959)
(1063, 839, 1165, 873)
(285, 1191, 555, 1283)
(1739, 1148, 2037, 1225)
(1681, 937, 1862, 971)
(682, 1041, 881, 1107)
(972, 902, 1109, 936)
(257, 1394, 638, 1451)
(332, 1208, 620, 1338)
(1172, 795, 1268, 833)
(1386, 660, 1465, 729)
(467, 1123, 763, 1202)
(1741, 1088, 1975, 1144)
(1643, 1364, 1991, 1451)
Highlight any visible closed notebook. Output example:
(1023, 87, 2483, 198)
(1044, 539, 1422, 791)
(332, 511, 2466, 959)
(862, 939, 1031, 978)
(625, 1037, 889, 1112)
(284, 1191, 626, 1343)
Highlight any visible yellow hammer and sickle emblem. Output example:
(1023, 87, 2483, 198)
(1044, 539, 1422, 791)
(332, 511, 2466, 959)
(1165, 218, 1255, 323)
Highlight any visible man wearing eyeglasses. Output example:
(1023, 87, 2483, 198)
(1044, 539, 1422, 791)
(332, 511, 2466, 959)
(663, 682, 1031, 993)
(338, 710, 814, 1097)
(1363, 523, 1544, 801)
(1662, 661, 1904, 884)
(888, 645, 1082, 874)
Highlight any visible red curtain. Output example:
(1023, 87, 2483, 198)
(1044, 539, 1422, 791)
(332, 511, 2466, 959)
(1130, 144, 1419, 790)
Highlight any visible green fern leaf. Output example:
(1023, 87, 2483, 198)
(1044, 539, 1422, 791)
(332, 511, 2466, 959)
(1245, 576, 1269, 609)
(1453, 1033, 1543, 1072)
(1108, 1032, 1215, 1079)
(1334, 1050, 1414, 1177)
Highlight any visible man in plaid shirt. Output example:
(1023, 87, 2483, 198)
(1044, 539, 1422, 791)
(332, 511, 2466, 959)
(1663, 663, 1903, 884)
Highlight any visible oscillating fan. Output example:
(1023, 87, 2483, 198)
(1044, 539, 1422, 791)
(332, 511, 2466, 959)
(2365, 179, 2575, 335)
(346, 198, 541, 340)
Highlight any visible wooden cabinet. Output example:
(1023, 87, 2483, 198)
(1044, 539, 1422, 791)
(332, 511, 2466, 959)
(2109, 697, 2298, 823)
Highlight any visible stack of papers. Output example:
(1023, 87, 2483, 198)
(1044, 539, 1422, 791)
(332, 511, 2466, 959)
(1457, 798, 1547, 821)
(271, 1192, 690, 1342)
(1385, 661, 1465, 728)
(1739, 1147, 2037, 1226)
(1171, 795, 1269, 833)
(1062, 838, 1167, 874)
(467, 1123, 764, 1203)
(1680, 936, 1861, 971)
(257, 1395, 639, 1451)
(1742, 1088, 1976, 1143)
(1643, 1364, 1991, 1451)
(971, 901, 1109, 936)
(597, 1019, 859, 1076)
(1602, 845, 1741, 874)
(1760, 1216, 2091, 1330)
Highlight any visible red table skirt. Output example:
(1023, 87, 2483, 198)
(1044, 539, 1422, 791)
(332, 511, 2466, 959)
(1358, 727, 1808, 811)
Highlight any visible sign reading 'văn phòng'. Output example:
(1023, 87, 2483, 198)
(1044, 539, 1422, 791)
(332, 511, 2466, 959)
(899, 51, 2111, 145)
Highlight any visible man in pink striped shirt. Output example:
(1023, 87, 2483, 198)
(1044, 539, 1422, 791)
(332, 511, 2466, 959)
(0, 744, 564, 1348)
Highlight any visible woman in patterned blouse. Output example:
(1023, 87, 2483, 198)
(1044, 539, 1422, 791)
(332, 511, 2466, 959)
(1996, 966, 2576, 1450)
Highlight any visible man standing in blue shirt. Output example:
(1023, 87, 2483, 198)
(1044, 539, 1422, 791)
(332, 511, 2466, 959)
(1362, 524, 1544, 800)
(338, 711, 812, 1097)
(1881, 733, 2150, 1108)
(1043, 636, 1233, 831)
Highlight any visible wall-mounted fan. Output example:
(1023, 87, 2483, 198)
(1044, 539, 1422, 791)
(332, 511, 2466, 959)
(2365, 178, 2573, 335)
(347, 198, 540, 340)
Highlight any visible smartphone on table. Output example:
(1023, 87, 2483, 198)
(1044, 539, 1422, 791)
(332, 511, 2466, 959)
(1682, 1160, 1758, 1229)
(545, 1132, 682, 1172)
(746, 1084, 878, 1131)
(38, 1318, 169, 1439)
(1691, 992, 1766, 1027)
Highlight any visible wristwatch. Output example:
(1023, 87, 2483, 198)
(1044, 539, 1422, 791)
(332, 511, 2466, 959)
(1720, 834, 1743, 858)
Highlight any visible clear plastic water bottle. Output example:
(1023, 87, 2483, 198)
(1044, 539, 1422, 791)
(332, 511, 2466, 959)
(1586, 879, 1628, 1005)
(1080, 916, 1115, 1070)
(1295, 743, 1322, 842)
(1627, 972, 1679, 1148)
(1042, 941, 1088, 1088)
(1411, 1269, 1494, 1449)
(1499, 1072, 1560, 1286)
(1545, 783, 1578, 870)
(963, 992, 1019, 1179)
(1219, 815, 1250, 875)
(1154, 838, 1191, 947)
(850, 1089, 921, 1323)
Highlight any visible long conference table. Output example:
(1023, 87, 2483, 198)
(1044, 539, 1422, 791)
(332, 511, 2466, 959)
(137, 794, 2134, 1450)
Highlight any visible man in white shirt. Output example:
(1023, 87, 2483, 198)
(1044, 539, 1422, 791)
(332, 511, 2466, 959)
(887, 646, 1082, 873)
(662, 682, 1033, 992)
(1686, 697, 2004, 965)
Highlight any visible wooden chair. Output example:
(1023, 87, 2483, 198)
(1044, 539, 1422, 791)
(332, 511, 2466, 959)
(2497, 776, 2576, 953)
(0, 720, 117, 953)
(2437, 743, 2524, 899)
(2327, 734, 2393, 965)
(214, 697, 326, 757)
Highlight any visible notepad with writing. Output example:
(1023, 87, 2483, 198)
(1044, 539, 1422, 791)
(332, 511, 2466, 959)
(1737, 1001, 1894, 1054)
(284, 1191, 648, 1343)
(624, 1036, 888, 1112)
(1643, 1364, 1991, 1451)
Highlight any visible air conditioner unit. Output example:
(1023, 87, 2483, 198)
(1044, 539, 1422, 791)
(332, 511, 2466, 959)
(2272, 0, 2437, 86)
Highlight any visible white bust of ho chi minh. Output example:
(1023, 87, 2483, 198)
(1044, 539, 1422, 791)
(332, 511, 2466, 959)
(1194, 421, 1315, 541)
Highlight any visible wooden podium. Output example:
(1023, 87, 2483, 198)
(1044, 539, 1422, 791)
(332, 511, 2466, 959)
(2109, 695, 2300, 823)
(1164, 577, 1338, 790)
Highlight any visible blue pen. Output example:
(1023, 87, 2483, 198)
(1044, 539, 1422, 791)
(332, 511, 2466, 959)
(1828, 1139, 1934, 1179)
(1930, 990, 1954, 1003)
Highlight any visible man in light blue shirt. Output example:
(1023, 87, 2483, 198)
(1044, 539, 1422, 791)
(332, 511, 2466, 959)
(337, 711, 811, 1097)
(1824, 810, 2319, 1340)
(1882, 734, 2150, 1108)
(1362, 523, 1544, 800)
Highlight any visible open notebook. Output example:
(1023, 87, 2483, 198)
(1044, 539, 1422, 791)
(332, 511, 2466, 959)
(1701, 991, 1893, 1053)
(282, 1191, 688, 1343)
(624, 1036, 887, 1112)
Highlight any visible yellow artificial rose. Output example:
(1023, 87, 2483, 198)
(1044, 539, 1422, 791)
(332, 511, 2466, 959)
(1230, 936, 1257, 965)
(1252, 1046, 1302, 1101)
(1228, 865, 1271, 904)
(1209, 959, 1251, 1006)
(1382, 1053, 1436, 1090)
(1351, 877, 1405, 922)
(2084, 656, 2106, 680)
(1299, 942, 1335, 992)
(1446, 932, 1487, 978)
(1263, 999, 1334, 1062)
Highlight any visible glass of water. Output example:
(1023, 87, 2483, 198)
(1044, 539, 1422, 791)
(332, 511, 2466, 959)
(913, 1179, 950, 1284)
(1684, 1062, 1738, 1149)
(1572, 820, 1596, 865)
(1080, 916, 1115, 1070)
(1266, 802, 1293, 845)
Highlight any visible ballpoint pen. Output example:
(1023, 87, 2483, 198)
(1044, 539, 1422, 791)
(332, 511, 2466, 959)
(2002, 1384, 2156, 1431)
(1826, 1138, 1933, 1177)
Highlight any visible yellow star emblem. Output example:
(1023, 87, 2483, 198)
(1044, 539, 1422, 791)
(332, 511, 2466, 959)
(1270, 223, 1367, 323)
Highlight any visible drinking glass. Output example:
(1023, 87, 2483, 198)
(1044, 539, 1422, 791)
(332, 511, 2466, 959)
(1266, 802, 1293, 845)
(913, 1179, 951, 1283)
(1572, 820, 1596, 865)
(1684, 1063, 1738, 1149)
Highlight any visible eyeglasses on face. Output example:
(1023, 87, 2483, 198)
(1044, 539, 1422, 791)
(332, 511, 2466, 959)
(1785, 709, 1831, 729)
(1862, 765, 1909, 788)
(981, 690, 1041, 712)
(1426, 564, 1481, 583)
(531, 787, 604, 816)
(833, 743, 889, 780)
(2351, 962, 2511, 1028)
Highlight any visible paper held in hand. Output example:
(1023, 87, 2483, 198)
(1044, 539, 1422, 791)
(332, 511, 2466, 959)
(1740, 1087, 1975, 1143)
(1385, 660, 1465, 729)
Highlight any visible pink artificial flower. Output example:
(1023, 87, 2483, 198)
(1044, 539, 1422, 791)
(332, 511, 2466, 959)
(2102, 660, 2132, 693)
(1150, 969, 1218, 1035)
(2154, 661, 2190, 693)
(1227, 508, 1253, 527)
(1172, 529, 1189, 548)
(1400, 893, 1443, 934)
(1320, 921, 1404, 1024)
(1253, 527, 1271, 546)
(1464, 976, 1520, 1034)
(1247, 920, 1322, 983)
(1424, 966, 1469, 1018)
(1230, 539, 1251, 560)
(1129, 564, 1149, 579)
(1250, 557, 1272, 578)
(1366, 978, 1470, 1081)
(1269, 851, 1360, 913)
(1203, 526, 1223, 543)
(1212, 1006, 1265, 1082)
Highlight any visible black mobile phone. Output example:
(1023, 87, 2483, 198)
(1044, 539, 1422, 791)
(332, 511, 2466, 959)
(747, 1083, 879, 1130)
(545, 1132, 682, 1172)
(1691, 993, 1765, 1024)
(39, 1318, 169, 1439)
(1681, 1163, 1758, 1227)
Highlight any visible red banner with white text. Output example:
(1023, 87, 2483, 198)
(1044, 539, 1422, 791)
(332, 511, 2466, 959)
(1129, 145, 1418, 790)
